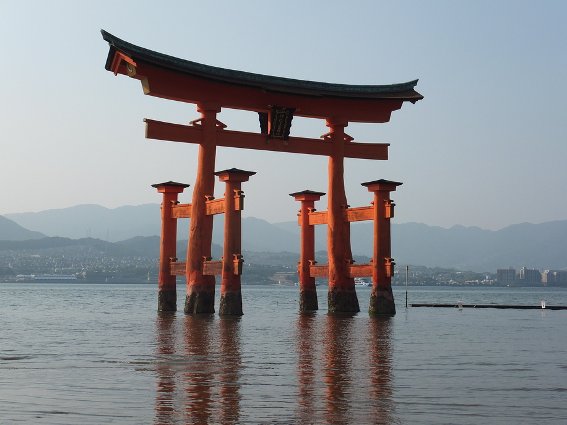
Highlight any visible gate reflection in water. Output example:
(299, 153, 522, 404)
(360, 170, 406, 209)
(154, 310, 396, 424)
(154, 314, 242, 425)
(3, 284, 566, 423)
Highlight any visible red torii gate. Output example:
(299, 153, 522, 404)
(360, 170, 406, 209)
(101, 30, 423, 316)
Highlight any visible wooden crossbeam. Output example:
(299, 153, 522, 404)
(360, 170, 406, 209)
(145, 119, 389, 160)
(346, 206, 374, 222)
(305, 205, 374, 226)
(203, 260, 223, 276)
(170, 199, 228, 218)
(205, 199, 225, 215)
(170, 261, 186, 276)
(348, 263, 374, 278)
(307, 211, 328, 225)
(169, 260, 224, 276)
(172, 203, 191, 218)
(309, 264, 329, 278)
(309, 263, 374, 279)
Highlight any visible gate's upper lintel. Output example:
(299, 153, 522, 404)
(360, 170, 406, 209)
(101, 30, 423, 123)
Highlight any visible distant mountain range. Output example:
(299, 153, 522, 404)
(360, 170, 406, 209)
(0, 215, 45, 241)
(5, 204, 161, 242)
(2, 204, 566, 272)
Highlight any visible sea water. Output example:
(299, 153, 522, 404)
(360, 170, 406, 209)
(1, 283, 566, 424)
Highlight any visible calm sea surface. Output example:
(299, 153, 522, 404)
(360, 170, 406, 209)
(1, 283, 566, 424)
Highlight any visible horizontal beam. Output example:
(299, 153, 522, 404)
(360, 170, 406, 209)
(172, 203, 191, 218)
(145, 119, 389, 160)
(309, 264, 329, 278)
(203, 260, 223, 276)
(170, 199, 229, 218)
(348, 264, 374, 278)
(170, 260, 223, 276)
(305, 205, 374, 225)
(309, 263, 374, 279)
(346, 206, 374, 222)
(133, 61, 404, 123)
(170, 260, 225, 276)
(170, 261, 185, 276)
(206, 199, 225, 215)
(308, 211, 328, 226)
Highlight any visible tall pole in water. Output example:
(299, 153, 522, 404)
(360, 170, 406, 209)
(405, 265, 409, 308)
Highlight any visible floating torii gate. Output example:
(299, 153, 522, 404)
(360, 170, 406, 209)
(101, 30, 423, 316)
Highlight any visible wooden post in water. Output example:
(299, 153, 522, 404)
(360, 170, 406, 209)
(152, 181, 189, 311)
(291, 190, 326, 312)
(326, 118, 359, 313)
(185, 104, 219, 314)
(216, 168, 256, 316)
(362, 179, 402, 316)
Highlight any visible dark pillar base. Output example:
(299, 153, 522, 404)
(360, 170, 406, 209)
(299, 289, 318, 312)
(219, 291, 243, 316)
(369, 287, 396, 316)
(184, 290, 215, 314)
(158, 289, 177, 312)
(328, 288, 360, 313)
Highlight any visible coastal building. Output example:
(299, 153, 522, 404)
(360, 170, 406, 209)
(542, 270, 567, 285)
(518, 267, 542, 285)
(496, 268, 516, 285)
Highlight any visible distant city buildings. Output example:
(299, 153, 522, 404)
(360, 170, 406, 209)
(518, 267, 542, 285)
(542, 270, 567, 285)
(496, 267, 567, 286)
(496, 268, 516, 285)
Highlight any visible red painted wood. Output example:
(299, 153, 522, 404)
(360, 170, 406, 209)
(205, 198, 225, 215)
(144, 119, 389, 160)
(170, 261, 186, 276)
(368, 187, 398, 289)
(186, 106, 218, 301)
(307, 210, 328, 226)
(171, 203, 191, 218)
(203, 260, 223, 276)
(122, 61, 404, 123)
(348, 264, 374, 278)
(216, 170, 253, 303)
(326, 119, 355, 292)
(309, 264, 329, 278)
(307, 205, 374, 226)
(155, 187, 185, 289)
(345, 206, 373, 222)
(292, 192, 323, 293)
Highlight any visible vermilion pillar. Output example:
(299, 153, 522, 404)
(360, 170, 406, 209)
(326, 118, 360, 313)
(362, 179, 402, 316)
(216, 168, 256, 316)
(152, 181, 189, 311)
(290, 190, 325, 312)
(185, 104, 219, 314)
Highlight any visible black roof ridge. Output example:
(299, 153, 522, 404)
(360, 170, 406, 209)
(101, 30, 422, 100)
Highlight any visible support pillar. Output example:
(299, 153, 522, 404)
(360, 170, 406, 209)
(216, 168, 256, 316)
(362, 179, 402, 316)
(290, 190, 325, 312)
(185, 104, 220, 314)
(325, 119, 360, 313)
(152, 181, 189, 311)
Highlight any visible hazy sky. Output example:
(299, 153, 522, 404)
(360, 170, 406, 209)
(1, 0, 566, 230)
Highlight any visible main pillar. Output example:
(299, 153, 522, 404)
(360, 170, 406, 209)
(185, 104, 220, 314)
(216, 168, 256, 316)
(290, 190, 325, 312)
(152, 181, 189, 311)
(325, 118, 360, 313)
(362, 179, 402, 316)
